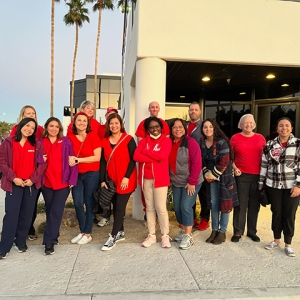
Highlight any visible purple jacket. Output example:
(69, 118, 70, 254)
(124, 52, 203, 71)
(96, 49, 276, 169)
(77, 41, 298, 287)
(60, 137, 78, 186)
(0, 136, 47, 192)
(39, 137, 78, 187)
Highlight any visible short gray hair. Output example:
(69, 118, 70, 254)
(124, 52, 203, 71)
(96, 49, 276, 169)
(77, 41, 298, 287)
(79, 100, 95, 111)
(237, 114, 256, 130)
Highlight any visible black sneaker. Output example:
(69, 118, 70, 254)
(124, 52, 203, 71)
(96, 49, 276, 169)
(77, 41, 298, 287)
(14, 244, 28, 253)
(44, 243, 55, 255)
(0, 252, 7, 259)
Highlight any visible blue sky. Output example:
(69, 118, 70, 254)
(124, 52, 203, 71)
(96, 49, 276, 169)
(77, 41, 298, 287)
(0, 1, 124, 124)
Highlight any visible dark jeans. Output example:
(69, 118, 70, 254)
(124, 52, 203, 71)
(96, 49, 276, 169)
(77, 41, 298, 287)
(0, 184, 38, 253)
(42, 186, 70, 244)
(266, 186, 300, 244)
(233, 174, 260, 236)
(72, 171, 99, 234)
(28, 189, 41, 236)
(193, 183, 210, 221)
(111, 192, 131, 236)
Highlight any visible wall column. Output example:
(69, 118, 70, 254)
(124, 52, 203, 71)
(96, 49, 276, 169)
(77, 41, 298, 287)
(132, 57, 167, 220)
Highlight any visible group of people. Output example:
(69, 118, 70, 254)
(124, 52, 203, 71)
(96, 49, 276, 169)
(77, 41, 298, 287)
(0, 100, 299, 259)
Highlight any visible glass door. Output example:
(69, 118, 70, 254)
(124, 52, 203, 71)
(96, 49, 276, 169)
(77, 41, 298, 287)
(254, 99, 300, 141)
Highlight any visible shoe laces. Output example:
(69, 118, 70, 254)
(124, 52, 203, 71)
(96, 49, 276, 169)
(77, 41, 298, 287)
(285, 246, 294, 254)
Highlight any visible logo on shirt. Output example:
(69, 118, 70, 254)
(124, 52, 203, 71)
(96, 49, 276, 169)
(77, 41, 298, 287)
(153, 144, 161, 151)
(28, 150, 35, 152)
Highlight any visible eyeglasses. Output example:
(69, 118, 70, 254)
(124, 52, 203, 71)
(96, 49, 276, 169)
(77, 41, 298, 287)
(148, 125, 161, 130)
(172, 126, 184, 130)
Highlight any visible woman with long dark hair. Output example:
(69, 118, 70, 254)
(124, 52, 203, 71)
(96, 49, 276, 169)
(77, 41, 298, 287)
(200, 118, 238, 245)
(259, 117, 300, 257)
(0, 118, 46, 259)
(41, 117, 78, 255)
(10, 105, 44, 241)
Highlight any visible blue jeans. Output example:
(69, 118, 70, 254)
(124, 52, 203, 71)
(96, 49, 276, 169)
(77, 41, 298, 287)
(172, 184, 201, 226)
(72, 171, 99, 234)
(210, 180, 229, 233)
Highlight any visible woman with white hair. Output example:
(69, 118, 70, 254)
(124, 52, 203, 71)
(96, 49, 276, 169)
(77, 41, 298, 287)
(230, 114, 266, 243)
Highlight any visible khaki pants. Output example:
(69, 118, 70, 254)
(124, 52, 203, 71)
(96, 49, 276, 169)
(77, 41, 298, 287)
(143, 179, 169, 235)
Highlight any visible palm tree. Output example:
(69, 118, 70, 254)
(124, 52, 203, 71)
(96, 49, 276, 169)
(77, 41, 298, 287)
(0, 121, 14, 138)
(86, 0, 114, 111)
(51, 0, 61, 117)
(64, 0, 90, 118)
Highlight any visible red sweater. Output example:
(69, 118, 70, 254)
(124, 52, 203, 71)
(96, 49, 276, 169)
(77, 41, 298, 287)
(134, 134, 172, 188)
(230, 133, 266, 175)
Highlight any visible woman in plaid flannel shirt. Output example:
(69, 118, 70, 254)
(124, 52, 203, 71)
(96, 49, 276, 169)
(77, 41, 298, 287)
(259, 117, 300, 257)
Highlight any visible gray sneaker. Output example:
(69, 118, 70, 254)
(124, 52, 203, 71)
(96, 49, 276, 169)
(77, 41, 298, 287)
(285, 246, 295, 257)
(115, 231, 125, 242)
(179, 234, 194, 250)
(174, 230, 185, 242)
(265, 241, 279, 250)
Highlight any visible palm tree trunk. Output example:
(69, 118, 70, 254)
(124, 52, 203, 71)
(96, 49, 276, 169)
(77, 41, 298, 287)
(71, 23, 79, 118)
(94, 1, 103, 114)
(51, 0, 55, 117)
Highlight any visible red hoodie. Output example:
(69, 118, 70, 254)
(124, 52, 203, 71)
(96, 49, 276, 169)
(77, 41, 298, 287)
(134, 134, 172, 188)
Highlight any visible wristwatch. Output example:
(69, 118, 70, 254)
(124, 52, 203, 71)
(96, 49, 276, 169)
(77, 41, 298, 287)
(75, 158, 78, 164)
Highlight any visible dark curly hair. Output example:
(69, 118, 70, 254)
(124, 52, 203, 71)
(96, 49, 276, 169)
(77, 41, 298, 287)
(143, 117, 163, 132)
(201, 118, 234, 161)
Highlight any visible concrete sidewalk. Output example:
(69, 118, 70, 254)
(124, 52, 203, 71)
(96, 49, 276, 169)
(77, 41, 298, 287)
(1, 190, 300, 299)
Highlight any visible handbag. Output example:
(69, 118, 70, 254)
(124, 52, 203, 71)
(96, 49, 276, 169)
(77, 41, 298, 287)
(259, 189, 270, 207)
(93, 134, 128, 213)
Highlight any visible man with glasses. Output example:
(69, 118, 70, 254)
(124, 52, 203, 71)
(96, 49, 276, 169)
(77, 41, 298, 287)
(187, 102, 210, 231)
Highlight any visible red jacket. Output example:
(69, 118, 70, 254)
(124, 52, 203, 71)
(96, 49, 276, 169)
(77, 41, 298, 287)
(0, 136, 47, 192)
(134, 134, 172, 188)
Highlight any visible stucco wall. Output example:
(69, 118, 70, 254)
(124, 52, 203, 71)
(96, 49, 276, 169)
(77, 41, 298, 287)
(135, 0, 300, 66)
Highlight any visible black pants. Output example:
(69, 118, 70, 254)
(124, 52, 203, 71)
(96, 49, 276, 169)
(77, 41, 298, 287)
(42, 186, 70, 244)
(193, 183, 210, 221)
(0, 185, 38, 253)
(233, 174, 260, 236)
(28, 189, 41, 236)
(266, 186, 300, 244)
(111, 192, 131, 236)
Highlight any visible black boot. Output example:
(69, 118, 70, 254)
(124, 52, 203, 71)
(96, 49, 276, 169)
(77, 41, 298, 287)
(206, 230, 218, 243)
(212, 231, 226, 245)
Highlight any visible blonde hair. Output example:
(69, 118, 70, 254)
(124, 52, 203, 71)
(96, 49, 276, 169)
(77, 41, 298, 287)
(79, 100, 95, 111)
(17, 105, 38, 124)
(237, 114, 256, 130)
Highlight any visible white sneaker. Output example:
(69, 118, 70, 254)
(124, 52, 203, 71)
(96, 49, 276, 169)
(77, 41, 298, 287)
(77, 235, 92, 244)
(97, 218, 110, 227)
(71, 233, 83, 244)
(174, 230, 185, 242)
(141, 234, 156, 248)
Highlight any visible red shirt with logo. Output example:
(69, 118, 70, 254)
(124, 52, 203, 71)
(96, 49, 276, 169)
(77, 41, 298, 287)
(12, 139, 35, 179)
